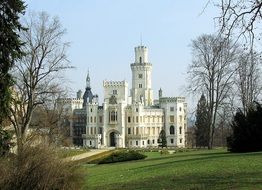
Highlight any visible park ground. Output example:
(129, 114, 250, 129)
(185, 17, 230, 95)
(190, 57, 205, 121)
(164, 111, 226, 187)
(77, 148, 262, 190)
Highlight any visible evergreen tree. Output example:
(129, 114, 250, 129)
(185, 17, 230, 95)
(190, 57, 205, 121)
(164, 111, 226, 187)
(227, 102, 262, 152)
(158, 129, 167, 148)
(195, 94, 210, 148)
(0, 0, 26, 155)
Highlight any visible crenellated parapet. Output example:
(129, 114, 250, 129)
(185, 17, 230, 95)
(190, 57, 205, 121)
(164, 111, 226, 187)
(160, 97, 186, 103)
(103, 80, 128, 87)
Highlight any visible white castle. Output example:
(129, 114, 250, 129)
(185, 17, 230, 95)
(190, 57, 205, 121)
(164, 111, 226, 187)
(59, 45, 187, 148)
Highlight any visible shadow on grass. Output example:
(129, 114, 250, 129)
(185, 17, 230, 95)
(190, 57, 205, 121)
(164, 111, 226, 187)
(124, 152, 262, 171)
(88, 171, 262, 190)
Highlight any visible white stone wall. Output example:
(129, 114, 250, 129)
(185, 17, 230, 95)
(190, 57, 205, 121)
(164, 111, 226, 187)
(160, 97, 187, 148)
(73, 46, 188, 149)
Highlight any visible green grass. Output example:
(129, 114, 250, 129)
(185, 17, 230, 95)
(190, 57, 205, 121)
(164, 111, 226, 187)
(82, 149, 262, 190)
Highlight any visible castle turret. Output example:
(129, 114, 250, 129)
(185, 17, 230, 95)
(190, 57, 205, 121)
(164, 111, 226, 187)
(77, 90, 82, 99)
(130, 45, 153, 106)
(83, 71, 94, 107)
(159, 88, 162, 99)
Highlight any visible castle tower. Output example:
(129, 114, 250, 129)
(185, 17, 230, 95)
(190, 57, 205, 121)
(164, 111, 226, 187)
(130, 46, 153, 106)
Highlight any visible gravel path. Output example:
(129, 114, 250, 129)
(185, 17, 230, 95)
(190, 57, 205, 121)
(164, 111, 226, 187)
(67, 148, 113, 161)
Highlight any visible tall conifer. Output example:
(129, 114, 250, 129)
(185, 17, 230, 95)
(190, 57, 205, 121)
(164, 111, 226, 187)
(195, 94, 209, 148)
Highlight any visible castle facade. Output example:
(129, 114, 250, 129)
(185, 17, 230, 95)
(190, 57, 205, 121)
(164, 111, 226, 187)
(59, 45, 187, 148)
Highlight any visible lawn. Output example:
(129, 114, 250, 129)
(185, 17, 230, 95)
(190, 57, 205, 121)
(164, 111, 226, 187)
(82, 149, 262, 190)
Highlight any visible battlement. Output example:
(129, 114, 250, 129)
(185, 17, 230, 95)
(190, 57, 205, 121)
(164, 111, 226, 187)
(130, 63, 152, 67)
(57, 98, 83, 103)
(103, 80, 128, 87)
(160, 97, 186, 103)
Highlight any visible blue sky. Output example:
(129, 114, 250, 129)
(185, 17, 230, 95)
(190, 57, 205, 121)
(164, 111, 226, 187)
(24, 0, 219, 107)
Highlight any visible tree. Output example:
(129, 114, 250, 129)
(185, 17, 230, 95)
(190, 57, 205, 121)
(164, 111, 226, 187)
(216, 0, 262, 49)
(0, 0, 25, 155)
(9, 11, 70, 152)
(158, 129, 167, 148)
(195, 94, 209, 148)
(29, 89, 72, 146)
(227, 102, 262, 152)
(188, 34, 239, 149)
(235, 51, 262, 115)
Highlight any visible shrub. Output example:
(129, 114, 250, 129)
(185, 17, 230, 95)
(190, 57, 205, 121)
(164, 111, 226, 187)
(0, 144, 84, 190)
(98, 150, 147, 164)
(228, 102, 262, 153)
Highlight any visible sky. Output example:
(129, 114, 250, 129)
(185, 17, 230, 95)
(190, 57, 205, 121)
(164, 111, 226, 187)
(23, 0, 219, 108)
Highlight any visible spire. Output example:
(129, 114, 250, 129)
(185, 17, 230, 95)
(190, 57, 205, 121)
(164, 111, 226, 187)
(86, 70, 91, 88)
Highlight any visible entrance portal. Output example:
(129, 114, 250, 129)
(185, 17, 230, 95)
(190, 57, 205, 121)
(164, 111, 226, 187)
(109, 132, 116, 147)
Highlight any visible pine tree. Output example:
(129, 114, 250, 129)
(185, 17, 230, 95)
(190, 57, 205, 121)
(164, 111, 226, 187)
(158, 129, 167, 148)
(195, 94, 210, 148)
(227, 102, 262, 152)
(0, 0, 25, 155)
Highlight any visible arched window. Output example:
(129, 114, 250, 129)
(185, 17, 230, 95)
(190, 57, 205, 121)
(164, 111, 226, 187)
(179, 126, 182, 134)
(139, 56, 142, 63)
(170, 125, 175, 135)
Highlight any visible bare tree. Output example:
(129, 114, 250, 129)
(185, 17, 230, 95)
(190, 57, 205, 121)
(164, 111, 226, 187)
(215, 0, 262, 48)
(9, 12, 71, 152)
(235, 50, 262, 114)
(188, 34, 239, 149)
(29, 88, 72, 146)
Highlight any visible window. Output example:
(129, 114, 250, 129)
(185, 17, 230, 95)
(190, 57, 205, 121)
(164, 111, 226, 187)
(179, 126, 182, 134)
(171, 138, 174, 144)
(128, 128, 131, 134)
(136, 141, 138, 146)
(138, 74, 143, 79)
(99, 116, 103, 123)
(128, 116, 131, 123)
(136, 108, 139, 112)
(113, 90, 117, 95)
(136, 127, 139, 134)
(90, 108, 93, 112)
(170, 115, 174, 123)
(90, 116, 93, 123)
(170, 125, 175, 135)
(110, 111, 117, 122)
(139, 84, 142, 88)
(152, 139, 155, 144)
(180, 138, 182, 143)
(136, 116, 139, 123)
(179, 107, 182, 111)
(90, 141, 92, 145)
(147, 139, 150, 144)
(94, 116, 96, 123)
(142, 141, 144, 145)
(170, 107, 174, 112)
(139, 56, 142, 63)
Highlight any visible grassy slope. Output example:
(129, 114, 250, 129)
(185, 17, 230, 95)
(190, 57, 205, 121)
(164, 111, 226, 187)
(83, 149, 262, 190)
